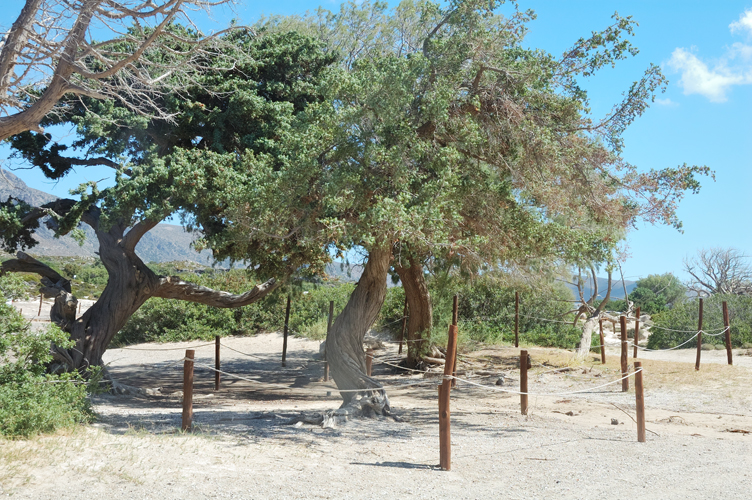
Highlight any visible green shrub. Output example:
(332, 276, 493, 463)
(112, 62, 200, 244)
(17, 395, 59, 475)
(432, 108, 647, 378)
(379, 273, 586, 350)
(647, 294, 752, 349)
(0, 302, 92, 438)
(0, 273, 31, 301)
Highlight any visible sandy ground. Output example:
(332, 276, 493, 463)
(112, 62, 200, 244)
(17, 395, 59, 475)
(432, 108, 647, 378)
(1, 317, 751, 500)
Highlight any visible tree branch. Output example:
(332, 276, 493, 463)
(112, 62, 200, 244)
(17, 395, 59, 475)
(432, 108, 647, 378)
(153, 276, 279, 307)
(122, 218, 160, 251)
(1, 251, 70, 292)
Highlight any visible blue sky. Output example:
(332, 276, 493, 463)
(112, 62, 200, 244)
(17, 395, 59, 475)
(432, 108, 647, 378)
(2, 1, 751, 282)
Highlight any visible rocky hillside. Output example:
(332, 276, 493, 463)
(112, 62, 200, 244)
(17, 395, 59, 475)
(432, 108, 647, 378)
(1, 168, 214, 264)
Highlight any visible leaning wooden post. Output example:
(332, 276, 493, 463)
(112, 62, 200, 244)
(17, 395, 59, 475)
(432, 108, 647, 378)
(398, 297, 408, 355)
(37, 293, 43, 316)
(723, 301, 732, 365)
(634, 361, 646, 442)
(520, 350, 528, 415)
(514, 291, 519, 348)
(439, 323, 458, 471)
(695, 298, 703, 371)
(451, 295, 459, 388)
(282, 294, 291, 367)
(366, 348, 374, 376)
(325, 300, 334, 381)
(182, 349, 195, 431)
(214, 336, 221, 391)
(598, 318, 606, 364)
(633, 307, 641, 359)
(620, 316, 629, 392)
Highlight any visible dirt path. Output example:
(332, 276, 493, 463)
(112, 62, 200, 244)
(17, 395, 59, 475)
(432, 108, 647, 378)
(2, 333, 751, 499)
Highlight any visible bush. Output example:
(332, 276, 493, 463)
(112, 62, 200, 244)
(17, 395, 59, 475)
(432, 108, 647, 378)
(0, 273, 31, 301)
(647, 294, 752, 349)
(0, 302, 92, 438)
(379, 273, 589, 350)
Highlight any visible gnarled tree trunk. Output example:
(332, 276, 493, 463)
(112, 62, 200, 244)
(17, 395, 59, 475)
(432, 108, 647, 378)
(65, 226, 161, 369)
(394, 256, 432, 367)
(326, 245, 392, 415)
(576, 270, 612, 358)
(2, 208, 277, 374)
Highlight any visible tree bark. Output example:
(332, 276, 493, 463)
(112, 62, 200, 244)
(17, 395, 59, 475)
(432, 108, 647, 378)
(394, 256, 432, 366)
(576, 270, 612, 358)
(326, 245, 392, 415)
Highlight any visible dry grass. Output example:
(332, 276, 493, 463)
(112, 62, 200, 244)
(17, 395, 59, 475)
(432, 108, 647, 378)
(463, 345, 752, 395)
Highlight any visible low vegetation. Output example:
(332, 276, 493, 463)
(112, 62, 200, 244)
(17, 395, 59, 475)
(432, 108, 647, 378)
(0, 278, 93, 438)
(648, 294, 752, 349)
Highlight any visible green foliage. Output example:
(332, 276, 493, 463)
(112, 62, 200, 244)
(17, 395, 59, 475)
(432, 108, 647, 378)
(647, 294, 752, 349)
(0, 302, 92, 438)
(0, 273, 31, 301)
(379, 273, 590, 350)
(608, 273, 686, 315)
(631, 273, 686, 314)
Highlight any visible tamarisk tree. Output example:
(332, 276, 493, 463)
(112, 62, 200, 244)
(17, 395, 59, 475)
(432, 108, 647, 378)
(236, 0, 711, 412)
(0, 30, 337, 373)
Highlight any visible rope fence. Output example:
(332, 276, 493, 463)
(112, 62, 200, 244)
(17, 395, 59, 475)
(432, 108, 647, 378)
(101, 291, 738, 470)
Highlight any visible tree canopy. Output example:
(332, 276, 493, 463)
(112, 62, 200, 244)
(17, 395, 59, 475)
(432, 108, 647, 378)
(0, 28, 339, 372)
(1, 0, 712, 409)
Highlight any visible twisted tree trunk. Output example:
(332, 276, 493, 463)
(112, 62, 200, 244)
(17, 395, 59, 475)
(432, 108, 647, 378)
(394, 256, 432, 367)
(326, 245, 392, 415)
(2, 205, 277, 373)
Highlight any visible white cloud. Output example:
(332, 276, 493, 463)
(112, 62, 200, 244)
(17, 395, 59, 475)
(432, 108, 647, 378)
(667, 48, 750, 102)
(730, 9, 752, 35)
(666, 10, 752, 103)
(654, 97, 678, 107)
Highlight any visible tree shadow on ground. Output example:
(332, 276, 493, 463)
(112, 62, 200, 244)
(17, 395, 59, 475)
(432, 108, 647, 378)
(93, 346, 533, 445)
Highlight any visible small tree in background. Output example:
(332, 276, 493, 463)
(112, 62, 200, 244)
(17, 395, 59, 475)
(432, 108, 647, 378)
(684, 248, 752, 297)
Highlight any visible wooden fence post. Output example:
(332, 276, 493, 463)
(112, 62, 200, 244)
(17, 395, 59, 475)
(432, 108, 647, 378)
(398, 298, 408, 355)
(325, 300, 334, 381)
(599, 318, 606, 364)
(451, 295, 458, 388)
(366, 348, 374, 376)
(439, 323, 458, 471)
(37, 293, 43, 316)
(520, 350, 528, 415)
(634, 361, 646, 442)
(182, 349, 195, 431)
(214, 336, 221, 391)
(620, 316, 629, 392)
(514, 291, 519, 348)
(633, 307, 641, 359)
(723, 301, 732, 366)
(282, 294, 291, 367)
(695, 298, 703, 371)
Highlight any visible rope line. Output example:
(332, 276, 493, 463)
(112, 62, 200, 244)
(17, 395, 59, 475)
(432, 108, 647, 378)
(628, 334, 700, 351)
(186, 359, 433, 394)
(117, 342, 215, 351)
(218, 342, 266, 360)
(450, 368, 642, 397)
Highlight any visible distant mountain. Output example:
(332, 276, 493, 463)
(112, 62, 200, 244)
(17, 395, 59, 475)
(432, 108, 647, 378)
(564, 276, 637, 301)
(1, 168, 214, 264)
